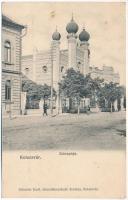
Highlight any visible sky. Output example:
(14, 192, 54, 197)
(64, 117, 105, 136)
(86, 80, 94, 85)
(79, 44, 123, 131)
(2, 2, 126, 85)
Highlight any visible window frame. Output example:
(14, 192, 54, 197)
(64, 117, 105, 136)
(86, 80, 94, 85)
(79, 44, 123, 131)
(4, 40, 11, 64)
(5, 80, 11, 101)
(42, 66, 48, 73)
(61, 66, 64, 73)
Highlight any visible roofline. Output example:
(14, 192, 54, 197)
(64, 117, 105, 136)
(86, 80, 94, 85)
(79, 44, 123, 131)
(2, 14, 25, 30)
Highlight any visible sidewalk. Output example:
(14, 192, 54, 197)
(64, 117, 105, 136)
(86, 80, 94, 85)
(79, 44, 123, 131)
(2, 110, 126, 120)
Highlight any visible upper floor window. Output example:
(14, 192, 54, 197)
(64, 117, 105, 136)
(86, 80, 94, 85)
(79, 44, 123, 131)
(42, 66, 47, 73)
(4, 41, 11, 63)
(5, 80, 11, 101)
(61, 66, 64, 73)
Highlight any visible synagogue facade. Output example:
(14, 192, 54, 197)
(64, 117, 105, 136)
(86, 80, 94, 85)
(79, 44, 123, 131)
(22, 16, 120, 90)
(21, 16, 120, 113)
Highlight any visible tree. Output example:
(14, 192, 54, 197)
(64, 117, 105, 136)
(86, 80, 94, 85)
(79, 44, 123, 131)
(59, 68, 102, 114)
(83, 75, 104, 107)
(22, 79, 38, 97)
(118, 85, 126, 110)
(22, 76, 56, 108)
(59, 68, 86, 114)
(97, 82, 124, 112)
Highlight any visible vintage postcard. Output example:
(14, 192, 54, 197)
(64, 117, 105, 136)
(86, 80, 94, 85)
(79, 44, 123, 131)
(1, 1, 126, 198)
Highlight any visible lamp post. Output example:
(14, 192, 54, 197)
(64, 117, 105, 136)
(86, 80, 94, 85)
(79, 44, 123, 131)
(51, 28, 61, 115)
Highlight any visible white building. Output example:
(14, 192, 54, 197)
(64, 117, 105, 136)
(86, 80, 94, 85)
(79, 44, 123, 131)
(21, 16, 120, 112)
(2, 15, 25, 116)
(89, 65, 120, 83)
(22, 16, 119, 86)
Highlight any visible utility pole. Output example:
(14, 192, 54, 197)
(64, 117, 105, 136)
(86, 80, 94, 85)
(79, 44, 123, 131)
(20, 25, 27, 115)
(50, 44, 53, 115)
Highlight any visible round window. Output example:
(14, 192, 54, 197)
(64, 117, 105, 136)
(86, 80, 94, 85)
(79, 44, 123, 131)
(42, 66, 47, 72)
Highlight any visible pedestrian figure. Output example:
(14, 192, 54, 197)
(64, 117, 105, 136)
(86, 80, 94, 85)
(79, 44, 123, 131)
(88, 105, 90, 111)
(43, 103, 48, 116)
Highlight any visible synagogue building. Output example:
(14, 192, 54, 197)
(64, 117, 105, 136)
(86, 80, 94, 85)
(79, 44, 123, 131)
(22, 16, 120, 90)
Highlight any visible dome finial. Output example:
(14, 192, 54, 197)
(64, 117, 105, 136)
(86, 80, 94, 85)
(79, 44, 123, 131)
(52, 27, 61, 40)
(79, 27, 90, 41)
(66, 14, 79, 34)
(83, 23, 85, 29)
(71, 12, 74, 21)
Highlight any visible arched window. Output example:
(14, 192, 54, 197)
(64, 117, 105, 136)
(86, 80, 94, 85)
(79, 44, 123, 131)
(61, 66, 64, 73)
(5, 80, 11, 100)
(77, 61, 81, 71)
(4, 41, 11, 63)
(88, 49, 90, 58)
(42, 66, 47, 73)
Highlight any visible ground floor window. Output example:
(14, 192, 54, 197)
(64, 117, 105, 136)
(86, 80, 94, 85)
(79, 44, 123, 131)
(5, 80, 11, 101)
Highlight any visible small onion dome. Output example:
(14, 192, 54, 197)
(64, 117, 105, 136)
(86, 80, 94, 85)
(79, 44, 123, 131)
(66, 16, 79, 34)
(52, 29, 61, 40)
(79, 28, 90, 41)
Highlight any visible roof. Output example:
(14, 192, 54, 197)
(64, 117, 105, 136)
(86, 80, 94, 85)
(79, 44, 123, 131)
(2, 14, 25, 30)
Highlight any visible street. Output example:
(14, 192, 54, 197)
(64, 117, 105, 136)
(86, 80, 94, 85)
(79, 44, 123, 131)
(2, 112, 126, 151)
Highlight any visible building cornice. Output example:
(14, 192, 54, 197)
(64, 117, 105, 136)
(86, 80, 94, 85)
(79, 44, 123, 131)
(2, 15, 25, 31)
(2, 26, 20, 36)
(2, 69, 21, 75)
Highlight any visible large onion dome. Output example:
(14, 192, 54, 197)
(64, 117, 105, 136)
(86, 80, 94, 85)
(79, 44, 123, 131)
(52, 28, 61, 40)
(79, 28, 90, 41)
(66, 16, 79, 34)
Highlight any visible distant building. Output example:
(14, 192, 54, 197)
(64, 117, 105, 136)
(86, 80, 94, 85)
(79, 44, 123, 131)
(2, 15, 25, 116)
(89, 65, 120, 83)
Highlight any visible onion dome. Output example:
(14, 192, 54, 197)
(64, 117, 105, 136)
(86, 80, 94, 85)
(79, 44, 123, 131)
(52, 28, 61, 40)
(66, 16, 79, 34)
(79, 28, 90, 41)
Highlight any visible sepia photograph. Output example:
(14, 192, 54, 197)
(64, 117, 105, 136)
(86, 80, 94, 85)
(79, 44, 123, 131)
(1, 1, 126, 198)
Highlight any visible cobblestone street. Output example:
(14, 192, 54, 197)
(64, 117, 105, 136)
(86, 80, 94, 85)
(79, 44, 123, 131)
(3, 112, 126, 151)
